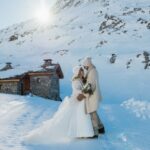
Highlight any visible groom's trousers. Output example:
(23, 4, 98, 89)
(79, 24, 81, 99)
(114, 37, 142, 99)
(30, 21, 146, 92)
(90, 111, 104, 135)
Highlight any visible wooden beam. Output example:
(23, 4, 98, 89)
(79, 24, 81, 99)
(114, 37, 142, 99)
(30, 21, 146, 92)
(28, 72, 52, 76)
(0, 79, 20, 82)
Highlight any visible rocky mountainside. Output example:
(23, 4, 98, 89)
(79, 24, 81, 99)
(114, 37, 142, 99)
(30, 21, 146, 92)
(53, 0, 102, 10)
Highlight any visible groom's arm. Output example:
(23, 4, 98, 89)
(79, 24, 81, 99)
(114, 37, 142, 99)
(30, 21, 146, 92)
(86, 69, 97, 93)
(82, 69, 96, 96)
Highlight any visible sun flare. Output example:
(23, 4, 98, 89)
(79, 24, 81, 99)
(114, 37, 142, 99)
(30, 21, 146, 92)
(34, 3, 53, 24)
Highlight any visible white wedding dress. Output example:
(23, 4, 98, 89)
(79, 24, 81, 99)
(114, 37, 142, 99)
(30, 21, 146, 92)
(24, 79, 94, 144)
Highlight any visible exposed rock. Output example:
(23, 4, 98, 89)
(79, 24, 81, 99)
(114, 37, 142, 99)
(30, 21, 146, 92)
(74, 1, 81, 7)
(55, 36, 61, 40)
(9, 35, 18, 41)
(126, 59, 132, 69)
(147, 23, 150, 29)
(142, 51, 150, 69)
(123, 30, 127, 33)
(110, 54, 117, 64)
(137, 18, 148, 24)
(55, 49, 69, 56)
(68, 39, 75, 45)
(54, 0, 100, 10)
(123, 7, 144, 16)
(79, 25, 83, 29)
(99, 15, 125, 33)
(143, 51, 149, 57)
(96, 40, 107, 48)
(137, 18, 150, 30)
(136, 54, 141, 58)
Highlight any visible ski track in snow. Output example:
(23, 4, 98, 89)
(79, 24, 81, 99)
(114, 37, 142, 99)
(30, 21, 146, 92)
(0, 94, 59, 150)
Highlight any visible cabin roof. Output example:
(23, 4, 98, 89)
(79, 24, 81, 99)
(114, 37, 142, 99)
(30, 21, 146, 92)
(0, 73, 28, 82)
(0, 64, 64, 82)
(27, 64, 63, 78)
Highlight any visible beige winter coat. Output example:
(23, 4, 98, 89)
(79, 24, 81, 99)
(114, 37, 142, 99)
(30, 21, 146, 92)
(84, 65, 102, 114)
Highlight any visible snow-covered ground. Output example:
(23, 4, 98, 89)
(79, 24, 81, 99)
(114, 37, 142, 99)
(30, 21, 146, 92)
(0, 0, 150, 149)
(0, 94, 149, 150)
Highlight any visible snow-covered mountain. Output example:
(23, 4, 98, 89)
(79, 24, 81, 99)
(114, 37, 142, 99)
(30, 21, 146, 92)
(54, 0, 101, 10)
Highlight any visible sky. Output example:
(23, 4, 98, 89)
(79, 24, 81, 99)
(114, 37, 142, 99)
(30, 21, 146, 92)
(0, 0, 55, 29)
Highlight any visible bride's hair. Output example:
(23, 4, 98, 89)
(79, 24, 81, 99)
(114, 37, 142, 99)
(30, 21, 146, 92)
(72, 67, 84, 81)
(72, 76, 80, 81)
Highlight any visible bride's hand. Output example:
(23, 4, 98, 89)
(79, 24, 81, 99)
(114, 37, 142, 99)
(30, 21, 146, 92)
(77, 94, 86, 101)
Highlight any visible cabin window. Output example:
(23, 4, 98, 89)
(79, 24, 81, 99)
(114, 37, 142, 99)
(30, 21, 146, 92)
(36, 78, 41, 83)
(0, 84, 2, 90)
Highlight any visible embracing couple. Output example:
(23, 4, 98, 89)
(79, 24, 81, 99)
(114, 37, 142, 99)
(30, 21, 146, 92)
(24, 57, 105, 144)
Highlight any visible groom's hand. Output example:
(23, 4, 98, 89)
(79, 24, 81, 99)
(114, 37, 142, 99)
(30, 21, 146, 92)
(77, 94, 86, 101)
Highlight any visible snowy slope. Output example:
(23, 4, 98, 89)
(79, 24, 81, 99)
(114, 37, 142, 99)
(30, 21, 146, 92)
(0, 94, 149, 150)
(0, 94, 60, 150)
(0, 0, 150, 149)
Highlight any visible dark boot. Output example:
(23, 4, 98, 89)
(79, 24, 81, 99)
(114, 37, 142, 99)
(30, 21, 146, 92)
(99, 127, 105, 134)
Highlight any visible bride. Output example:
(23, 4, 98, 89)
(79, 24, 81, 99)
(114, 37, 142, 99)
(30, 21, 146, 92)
(24, 66, 94, 144)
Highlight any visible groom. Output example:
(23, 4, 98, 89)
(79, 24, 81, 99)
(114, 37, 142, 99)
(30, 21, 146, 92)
(78, 57, 105, 138)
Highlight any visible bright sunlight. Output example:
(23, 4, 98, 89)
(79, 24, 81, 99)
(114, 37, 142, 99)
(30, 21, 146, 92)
(34, 1, 53, 24)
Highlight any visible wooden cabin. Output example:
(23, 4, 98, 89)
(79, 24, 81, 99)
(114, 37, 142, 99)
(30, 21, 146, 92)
(0, 59, 64, 101)
(0, 74, 30, 95)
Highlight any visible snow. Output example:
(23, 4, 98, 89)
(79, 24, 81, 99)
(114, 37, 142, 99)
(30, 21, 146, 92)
(0, 0, 150, 149)
(121, 98, 150, 119)
(0, 94, 149, 150)
(0, 94, 60, 150)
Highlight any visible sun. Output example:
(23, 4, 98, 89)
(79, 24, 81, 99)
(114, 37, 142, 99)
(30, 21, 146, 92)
(34, 4, 53, 24)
